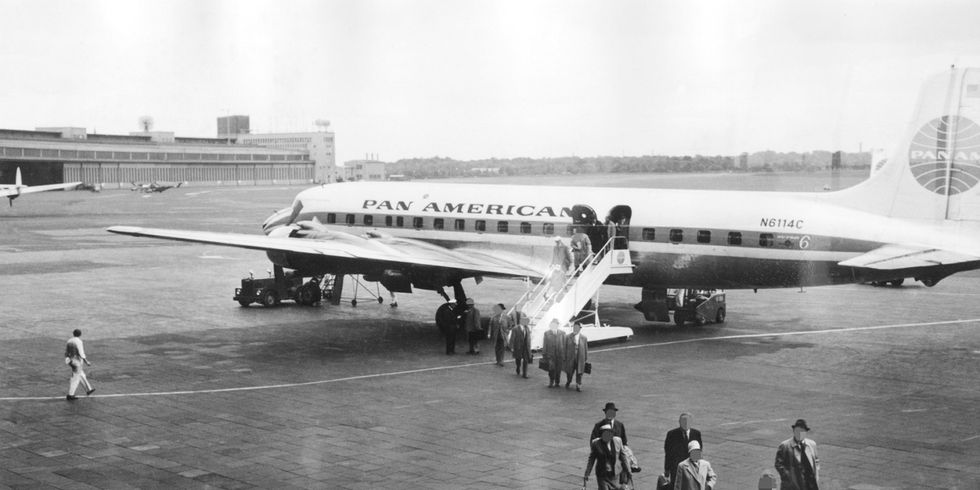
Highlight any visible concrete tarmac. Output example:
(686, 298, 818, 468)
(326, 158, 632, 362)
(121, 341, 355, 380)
(1, 186, 979, 489)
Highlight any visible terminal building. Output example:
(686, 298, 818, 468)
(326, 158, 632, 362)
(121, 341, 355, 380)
(343, 157, 386, 181)
(0, 116, 338, 188)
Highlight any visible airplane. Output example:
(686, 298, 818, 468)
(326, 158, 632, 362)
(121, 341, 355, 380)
(131, 181, 184, 193)
(108, 67, 980, 332)
(0, 167, 81, 206)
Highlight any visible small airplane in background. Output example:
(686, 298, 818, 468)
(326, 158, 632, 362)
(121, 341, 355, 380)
(131, 181, 184, 193)
(0, 167, 81, 206)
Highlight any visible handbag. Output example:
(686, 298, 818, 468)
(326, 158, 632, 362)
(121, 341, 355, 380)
(583, 362, 592, 374)
(537, 358, 550, 371)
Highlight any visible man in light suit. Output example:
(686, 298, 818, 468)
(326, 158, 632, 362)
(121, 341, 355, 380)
(664, 412, 702, 484)
(673, 440, 716, 490)
(541, 319, 565, 387)
(487, 303, 511, 366)
(562, 322, 588, 391)
(775, 419, 819, 490)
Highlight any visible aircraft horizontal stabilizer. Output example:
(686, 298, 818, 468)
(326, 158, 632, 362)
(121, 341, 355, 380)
(838, 244, 979, 270)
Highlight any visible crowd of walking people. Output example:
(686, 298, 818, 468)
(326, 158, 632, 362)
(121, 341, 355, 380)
(437, 300, 819, 490)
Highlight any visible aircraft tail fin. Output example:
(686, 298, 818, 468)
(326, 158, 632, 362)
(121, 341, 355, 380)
(836, 67, 980, 221)
(15, 167, 22, 187)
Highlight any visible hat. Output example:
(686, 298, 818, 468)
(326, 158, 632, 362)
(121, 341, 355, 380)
(554, 236, 563, 242)
(572, 322, 582, 330)
(598, 424, 613, 433)
(687, 440, 701, 453)
(791, 419, 811, 431)
(603, 402, 618, 412)
(465, 298, 474, 305)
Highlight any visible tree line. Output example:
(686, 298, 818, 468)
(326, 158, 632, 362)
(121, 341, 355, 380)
(384, 151, 871, 179)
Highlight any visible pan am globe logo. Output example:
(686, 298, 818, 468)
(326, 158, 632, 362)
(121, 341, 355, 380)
(908, 115, 980, 195)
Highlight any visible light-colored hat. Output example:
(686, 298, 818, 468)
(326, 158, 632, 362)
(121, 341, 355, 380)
(598, 424, 613, 432)
(554, 236, 563, 242)
(688, 440, 701, 453)
(465, 298, 474, 305)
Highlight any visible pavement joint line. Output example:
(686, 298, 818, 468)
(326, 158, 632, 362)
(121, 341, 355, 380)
(1, 317, 978, 402)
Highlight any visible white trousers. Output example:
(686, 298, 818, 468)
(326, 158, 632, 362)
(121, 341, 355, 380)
(68, 361, 92, 395)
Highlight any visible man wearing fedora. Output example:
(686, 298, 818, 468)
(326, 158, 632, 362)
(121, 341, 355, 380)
(591, 402, 628, 445)
(673, 440, 717, 490)
(775, 419, 820, 490)
(584, 424, 631, 490)
(562, 322, 588, 391)
(664, 412, 702, 485)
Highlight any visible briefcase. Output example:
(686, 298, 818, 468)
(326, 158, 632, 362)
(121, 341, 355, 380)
(583, 362, 592, 374)
(656, 473, 671, 490)
(537, 358, 550, 371)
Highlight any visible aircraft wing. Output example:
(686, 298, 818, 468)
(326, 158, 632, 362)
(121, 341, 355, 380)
(107, 226, 543, 279)
(0, 182, 82, 197)
(838, 244, 980, 270)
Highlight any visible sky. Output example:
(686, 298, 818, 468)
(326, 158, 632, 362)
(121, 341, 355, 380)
(2, 0, 980, 164)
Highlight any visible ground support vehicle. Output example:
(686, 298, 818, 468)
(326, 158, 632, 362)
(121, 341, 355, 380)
(668, 289, 726, 326)
(234, 266, 322, 307)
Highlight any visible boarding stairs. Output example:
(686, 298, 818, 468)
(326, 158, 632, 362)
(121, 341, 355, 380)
(511, 239, 635, 350)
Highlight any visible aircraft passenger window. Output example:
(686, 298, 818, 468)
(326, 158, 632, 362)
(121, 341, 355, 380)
(727, 232, 742, 245)
(669, 229, 683, 242)
(497, 221, 509, 233)
(642, 228, 655, 241)
(385, 216, 393, 227)
(543, 223, 554, 235)
(454, 219, 465, 231)
(345, 214, 355, 225)
(520, 222, 532, 234)
(413, 217, 423, 229)
(363, 215, 373, 226)
(475, 220, 486, 232)
(759, 233, 774, 247)
(396, 216, 404, 227)
(326, 213, 336, 224)
(434, 218, 444, 230)
(697, 230, 711, 243)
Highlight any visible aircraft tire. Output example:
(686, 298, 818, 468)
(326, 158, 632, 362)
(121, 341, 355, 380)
(889, 278, 905, 287)
(237, 299, 251, 307)
(715, 308, 726, 323)
(674, 311, 687, 327)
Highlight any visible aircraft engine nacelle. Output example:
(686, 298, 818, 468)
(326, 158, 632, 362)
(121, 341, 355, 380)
(363, 269, 413, 293)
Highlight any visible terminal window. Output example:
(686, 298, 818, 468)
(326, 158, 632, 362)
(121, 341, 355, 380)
(497, 221, 509, 233)
(475, 220, 486, 232)
(727, 232, 742, 245)
(759, 233, 774, 247)
(697, 230, 711, 243)
(642, 228, 655, 241)
(669, 229, 683, 242)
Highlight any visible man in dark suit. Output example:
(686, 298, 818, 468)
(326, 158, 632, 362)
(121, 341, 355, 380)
(584, 424, 631, 490)
(664, 412, 702, 485)
(590, 402, 627, 445)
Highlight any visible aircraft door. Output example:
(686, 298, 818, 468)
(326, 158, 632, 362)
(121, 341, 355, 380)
(606, 205, 632, 249)
(570, 204, 604, 254)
